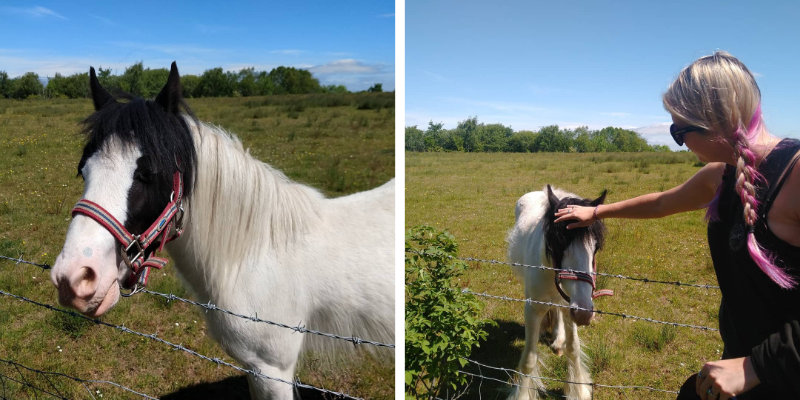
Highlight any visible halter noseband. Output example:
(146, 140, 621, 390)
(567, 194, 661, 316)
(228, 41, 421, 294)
(554, 258, 614, 303)
(71, 171, 184, 292)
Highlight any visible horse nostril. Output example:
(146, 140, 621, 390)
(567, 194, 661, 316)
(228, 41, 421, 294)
(72, 266, 99, 299)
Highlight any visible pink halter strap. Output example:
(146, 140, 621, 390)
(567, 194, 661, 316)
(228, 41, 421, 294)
(71, 172, 184, 290)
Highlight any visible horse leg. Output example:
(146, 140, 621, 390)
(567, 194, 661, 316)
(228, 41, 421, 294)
(563, 320, 592, 400)
(246, 361, 298, 400)
(508, 302, 546, 400)
(549, 308, 566, 356)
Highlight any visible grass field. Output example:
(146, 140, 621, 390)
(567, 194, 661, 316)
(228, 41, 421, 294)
(0, 93, 394, 399)
(406, 151, 723, 399)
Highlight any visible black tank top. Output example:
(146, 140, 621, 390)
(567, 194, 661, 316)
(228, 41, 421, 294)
(708, 138, 800, 357)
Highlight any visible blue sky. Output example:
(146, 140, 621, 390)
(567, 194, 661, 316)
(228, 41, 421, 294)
(0, 1, 394, 91)
(406, 1, 800, 150)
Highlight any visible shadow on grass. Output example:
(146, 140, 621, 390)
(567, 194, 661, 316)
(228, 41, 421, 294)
(160, 375, 363, 399)
(459, 319, 566, 400)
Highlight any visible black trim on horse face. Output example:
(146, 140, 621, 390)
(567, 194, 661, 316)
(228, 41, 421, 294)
(543, 185, 607, 270)
(79, 62, 196, 243)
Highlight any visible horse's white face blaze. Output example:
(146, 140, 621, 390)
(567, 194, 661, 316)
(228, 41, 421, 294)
(559, 238, 596, 326)
(51, 137, 141, 317)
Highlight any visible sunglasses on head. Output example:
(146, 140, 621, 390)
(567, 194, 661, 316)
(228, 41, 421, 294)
(669, 124, 705, 146)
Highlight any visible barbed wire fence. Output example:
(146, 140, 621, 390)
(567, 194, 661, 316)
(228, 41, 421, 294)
(0, 253, 393, 400)
(409, 252, 721, 399)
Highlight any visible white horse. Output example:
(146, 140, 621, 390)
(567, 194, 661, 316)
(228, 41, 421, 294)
(506, 185, 606, 400)
(50, 63, 394, 399)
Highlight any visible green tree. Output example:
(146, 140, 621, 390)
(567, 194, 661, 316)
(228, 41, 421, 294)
(0, 71, 11, 98)
(236, 68, 257, 97)
(140, 68, 170, 98)
(507, 130, 538, 152)
(10, 72, 43, 99)
(367, 83, 383, 93)
(196, 67, 235, 97)
(181, 74, 200, 98)
(406, 126, 426, 152)
(478, 123, 513, 152)
(119, 62, 145, 96)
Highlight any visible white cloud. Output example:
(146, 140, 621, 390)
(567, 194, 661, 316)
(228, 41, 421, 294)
(2, 6, 66, 20)
(309, 59, 378, 75)
(308, 59, 394, 91)
(270, 49, 305, 56)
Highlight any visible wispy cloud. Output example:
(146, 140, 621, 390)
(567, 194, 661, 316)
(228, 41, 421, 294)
(308, 59, 394, 91)
(2, 6, 66, 20)
(270, 49, 305, 56)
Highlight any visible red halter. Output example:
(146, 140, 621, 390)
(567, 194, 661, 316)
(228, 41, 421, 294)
(554, 258, 614, 303)
(71, 172, 184, 291)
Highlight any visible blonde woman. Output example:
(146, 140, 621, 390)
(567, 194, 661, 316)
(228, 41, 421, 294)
(555, 52, 800, 400)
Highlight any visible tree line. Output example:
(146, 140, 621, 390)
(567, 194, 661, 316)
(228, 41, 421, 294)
(406, 117, 670, 153)
(0, 62, 384, 100)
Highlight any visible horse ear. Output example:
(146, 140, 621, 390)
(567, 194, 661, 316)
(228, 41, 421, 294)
(546, 184, 559, 207)
(155, 61, 182, 113)
(591, 189, 608, 206)
(89, 67, 114, 110)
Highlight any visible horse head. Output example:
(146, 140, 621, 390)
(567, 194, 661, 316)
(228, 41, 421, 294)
(50, 63, 196, 317)
(544, 184, 606, 326)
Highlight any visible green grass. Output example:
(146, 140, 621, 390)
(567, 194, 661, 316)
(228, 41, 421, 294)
(406, 151, 722, 399)
(0, 94, 394, 399)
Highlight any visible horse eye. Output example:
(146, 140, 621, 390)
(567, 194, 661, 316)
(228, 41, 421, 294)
(134, 169, 154, 183)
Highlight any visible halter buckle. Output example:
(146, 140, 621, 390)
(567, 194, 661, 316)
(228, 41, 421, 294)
(124, 236, 144, 264)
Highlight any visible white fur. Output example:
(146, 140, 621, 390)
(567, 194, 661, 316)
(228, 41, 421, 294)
(167, 120, 394, 399)
(54, 120, 394, 399)
(506, 187, 593, 400)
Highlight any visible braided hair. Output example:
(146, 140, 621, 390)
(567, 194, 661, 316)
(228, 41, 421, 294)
(663, 51, 796, 289)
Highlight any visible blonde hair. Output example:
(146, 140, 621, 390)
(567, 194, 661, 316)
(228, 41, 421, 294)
(662, 51, 795, 288)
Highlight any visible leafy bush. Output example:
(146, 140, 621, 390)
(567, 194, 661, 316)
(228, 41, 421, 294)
(405, 225, 494, 399)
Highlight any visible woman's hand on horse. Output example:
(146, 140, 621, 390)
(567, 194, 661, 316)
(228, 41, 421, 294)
(554, 206, 595, 229)
(695, 357, 760, 400)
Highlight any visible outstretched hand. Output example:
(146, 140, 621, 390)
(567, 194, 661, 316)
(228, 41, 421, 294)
(553, 205, 597, 229)
(696, 357, 760, 400)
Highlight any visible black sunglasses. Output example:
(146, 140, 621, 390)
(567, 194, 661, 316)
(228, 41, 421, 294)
(669, 124, 705, 146)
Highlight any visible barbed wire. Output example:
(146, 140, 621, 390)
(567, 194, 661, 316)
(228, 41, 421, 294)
(0, 357, 157, 399)
(138, 288, 395, 349)
(0, 254, 394, 349)
(455, 254, 720, 289)
(462, 357, 679, 395)
(463, 288, 719, 332)
(0, 289, 363, 400)
(0, 254, 51, 270)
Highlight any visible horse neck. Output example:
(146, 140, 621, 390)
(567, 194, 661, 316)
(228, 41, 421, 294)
(167, 120, 323, 299)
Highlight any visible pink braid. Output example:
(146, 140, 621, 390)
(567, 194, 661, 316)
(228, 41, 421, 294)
(732, 105, 796, 288)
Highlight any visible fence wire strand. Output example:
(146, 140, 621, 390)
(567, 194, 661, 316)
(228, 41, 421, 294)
(1, 254, 394, 350)
(464, 288, 718, 332)
(0, 357, 157, 399)
(456, 255, 720, 289)
(0, 289, 363, 400)
(462, 357, 679, 395)
(138, 288, 395, 349)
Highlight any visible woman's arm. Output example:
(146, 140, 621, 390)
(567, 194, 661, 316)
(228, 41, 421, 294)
(555, 162, 726, 229)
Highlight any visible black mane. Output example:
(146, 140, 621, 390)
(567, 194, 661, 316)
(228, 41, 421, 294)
(543, 186, 607, 269)
(78, 96, 197, 199)
(79, 63, 197, 237)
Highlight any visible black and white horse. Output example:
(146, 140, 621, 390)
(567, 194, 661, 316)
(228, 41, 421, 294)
(506, 185, 607, 400)
(50, 63, 394, 399)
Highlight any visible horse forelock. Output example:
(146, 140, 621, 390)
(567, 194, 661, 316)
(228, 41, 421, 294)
(78, 96, 197, 237)
(543, 196, 606, 269)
